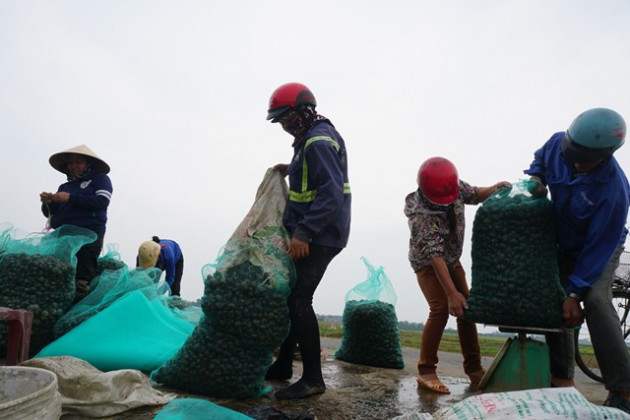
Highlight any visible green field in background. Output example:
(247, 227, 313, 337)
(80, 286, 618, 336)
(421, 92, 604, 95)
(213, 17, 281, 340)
(317, 320, 595, 359)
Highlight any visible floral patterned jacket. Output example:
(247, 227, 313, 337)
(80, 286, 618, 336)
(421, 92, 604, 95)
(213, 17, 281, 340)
(404, 180, 479, 271)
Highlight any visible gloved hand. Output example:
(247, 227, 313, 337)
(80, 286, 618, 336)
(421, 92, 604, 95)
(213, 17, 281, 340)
(527, 178, 547, 198)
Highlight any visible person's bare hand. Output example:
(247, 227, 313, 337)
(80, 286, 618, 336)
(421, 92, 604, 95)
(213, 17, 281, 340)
(273, 164, 289, 177)
(40, 192, 54, 203)
(288, 237, 309, 259)
(528, 178, 548, 198)
(562, 297, 584, 327)
(494, 181, 512, 190)
(447, 292, 469, 318)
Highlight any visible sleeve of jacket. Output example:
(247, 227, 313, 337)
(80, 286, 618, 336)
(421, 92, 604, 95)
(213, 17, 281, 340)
(293, 141, 345, 242)
(523, 133, 564, 184)
(460, 180, 479, 204)
(68, 174, 113, 210)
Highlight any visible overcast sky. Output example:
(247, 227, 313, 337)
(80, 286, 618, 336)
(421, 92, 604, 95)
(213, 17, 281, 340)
(1, 1, 629, 332)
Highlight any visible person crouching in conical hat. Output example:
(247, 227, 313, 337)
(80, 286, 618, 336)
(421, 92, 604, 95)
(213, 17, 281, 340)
(40, 144, 113, 304)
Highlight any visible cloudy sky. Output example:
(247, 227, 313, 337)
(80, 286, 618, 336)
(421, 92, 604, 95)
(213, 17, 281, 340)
(1, 1, 629, 332)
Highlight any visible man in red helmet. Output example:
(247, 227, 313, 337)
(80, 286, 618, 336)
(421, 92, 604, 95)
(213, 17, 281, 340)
(265, 82, 351, 400)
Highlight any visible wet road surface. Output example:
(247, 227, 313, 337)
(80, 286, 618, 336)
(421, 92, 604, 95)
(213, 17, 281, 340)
(110, 336, 608, 419)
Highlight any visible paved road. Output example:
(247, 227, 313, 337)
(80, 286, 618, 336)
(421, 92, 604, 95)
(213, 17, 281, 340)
(321, 336, 608, 405)
(115, 336, 610, 419)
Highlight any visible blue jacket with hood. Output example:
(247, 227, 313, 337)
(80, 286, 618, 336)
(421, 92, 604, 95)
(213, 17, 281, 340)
(524, 131, 630, 295)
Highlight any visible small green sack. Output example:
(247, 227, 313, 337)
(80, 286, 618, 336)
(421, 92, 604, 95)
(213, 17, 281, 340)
(464, 180, 566, 328)
(334, 257, 404, 369)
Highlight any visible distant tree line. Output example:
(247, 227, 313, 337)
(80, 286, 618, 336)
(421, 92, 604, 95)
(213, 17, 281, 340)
(317, 314, 426, 332)
(317, 314, 511, 337)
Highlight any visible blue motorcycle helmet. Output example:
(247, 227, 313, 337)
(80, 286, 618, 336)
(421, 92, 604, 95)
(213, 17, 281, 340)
(561, 108, 626, 163)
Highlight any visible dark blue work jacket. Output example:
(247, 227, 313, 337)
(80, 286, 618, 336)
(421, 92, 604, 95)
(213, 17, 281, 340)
(42, 173, 113, 235)
(284, 119, 351, 249)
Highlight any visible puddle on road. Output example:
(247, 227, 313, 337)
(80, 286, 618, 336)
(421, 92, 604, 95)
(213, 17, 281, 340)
(320, 360, 479, 418)
(190, 357, 483, 419)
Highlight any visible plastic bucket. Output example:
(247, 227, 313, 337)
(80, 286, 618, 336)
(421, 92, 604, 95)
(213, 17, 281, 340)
(0, 366, 62, 419)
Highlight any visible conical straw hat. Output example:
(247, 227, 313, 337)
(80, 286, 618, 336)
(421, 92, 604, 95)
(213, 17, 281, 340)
(49, 144, 110, 174)
(138, 240, 161, 269)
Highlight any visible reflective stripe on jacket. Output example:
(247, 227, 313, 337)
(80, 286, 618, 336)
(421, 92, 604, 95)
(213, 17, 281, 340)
(284, 120, 351, 248)
(289, 135, 351, 203)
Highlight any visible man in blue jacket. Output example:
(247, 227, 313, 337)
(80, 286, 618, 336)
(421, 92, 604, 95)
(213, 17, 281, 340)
(264, 82, 351, 399)
(524, 107, 630, 413)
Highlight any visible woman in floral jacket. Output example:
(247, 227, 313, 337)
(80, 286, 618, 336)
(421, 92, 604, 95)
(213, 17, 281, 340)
(405, 156, 509, 394)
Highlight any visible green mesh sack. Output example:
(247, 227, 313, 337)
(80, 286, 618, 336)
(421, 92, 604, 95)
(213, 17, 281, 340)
(150, 237, 294, 398)
(334, 257, 404, 369)
(53, 265, 166, 337)
(463, 180, 566, 328)
(0, 223, 96, 355)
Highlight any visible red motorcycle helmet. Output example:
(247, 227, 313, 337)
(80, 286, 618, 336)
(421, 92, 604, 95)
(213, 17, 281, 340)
(417, 157, 459, 205)
(266, 82, 317, 121)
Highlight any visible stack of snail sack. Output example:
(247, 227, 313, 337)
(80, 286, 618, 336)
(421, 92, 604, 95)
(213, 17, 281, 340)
(151, 238, 292, 398)
(0, 253, 76, 355)
(334, 299, 404, 369)
(334, 257, 404, 369)
(464, 182, 566, 328)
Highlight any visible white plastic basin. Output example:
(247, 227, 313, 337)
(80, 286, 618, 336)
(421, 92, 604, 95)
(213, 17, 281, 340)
(0, 366, 62, 419)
